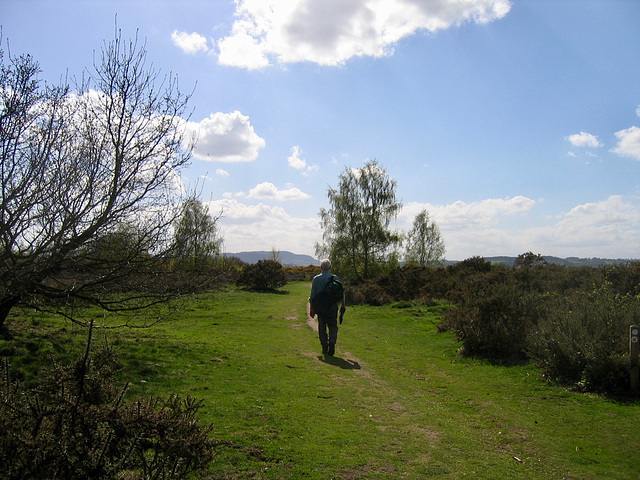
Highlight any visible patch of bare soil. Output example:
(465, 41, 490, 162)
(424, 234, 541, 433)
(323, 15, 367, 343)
(305, 302, 318, 332)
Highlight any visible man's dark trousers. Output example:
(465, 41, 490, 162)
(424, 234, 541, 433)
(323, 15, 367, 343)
(318, 306, 338, 352)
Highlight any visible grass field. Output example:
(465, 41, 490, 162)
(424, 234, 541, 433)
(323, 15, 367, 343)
(4, 281, 639, 479)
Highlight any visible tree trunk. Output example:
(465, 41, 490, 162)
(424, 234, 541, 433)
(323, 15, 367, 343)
(0, 296, 20, 333)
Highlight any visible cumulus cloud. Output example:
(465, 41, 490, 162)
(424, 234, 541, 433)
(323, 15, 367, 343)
(520, 196, 640, 257)
(560, 195, 640, 228)
(400, 196, 536, 231)
(171, 30, 209, 54)
(612, 126, 640, 161)
(186, 111, 266, 162)
(217, 23, 271, 70)
(216, 0, 511, 68)
(567, 131, 602, 148)
(206, 198, 320, 253)
(247, 182, 311, 200)
(410, 195, 640, 260)
(216, 168, 230, 176)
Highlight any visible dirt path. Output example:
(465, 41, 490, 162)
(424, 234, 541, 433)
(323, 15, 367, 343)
(302, 301, 376, 376)
(305, 301, 318, 332)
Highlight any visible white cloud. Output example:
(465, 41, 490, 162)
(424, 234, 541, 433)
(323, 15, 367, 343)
(186, 111, 266, 162)
(400, 196, 536, 231)
(171, 30, 209, 54)
(217, 24, 271, 70)
(560, 195, 640, 228)
(216, 0, 511, 69)
(288, 145, 307, 169)
(567, 131, 602, 148)
(287, 145, 318, 175)
(205, 194, 640, 260)
(612, 126, 640, 161)
(520, 196, 640, 258)
(216, 168, 230, 176)
(247, 182, 311, 200)
(410, 195, 640, 260)
(206, 198, 320, 254)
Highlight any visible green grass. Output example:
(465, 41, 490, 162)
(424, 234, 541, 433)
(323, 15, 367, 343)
(3, 281, 639, 479)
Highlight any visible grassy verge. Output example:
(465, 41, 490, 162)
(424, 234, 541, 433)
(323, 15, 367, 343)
(2, 281, 638, 479)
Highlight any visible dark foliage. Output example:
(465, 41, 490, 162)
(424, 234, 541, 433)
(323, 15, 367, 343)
(236, 260, 287, 291)
(0, 327, 217, 479)
(347, 256, 640, 396)
(526, 284, 638, 395)
(439, 270, 538, 361)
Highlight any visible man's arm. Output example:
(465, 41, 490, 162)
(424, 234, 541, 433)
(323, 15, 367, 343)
(309, 277, 318, 318)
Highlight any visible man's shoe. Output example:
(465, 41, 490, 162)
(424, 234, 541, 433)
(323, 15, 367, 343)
(327, 343, 335, 356)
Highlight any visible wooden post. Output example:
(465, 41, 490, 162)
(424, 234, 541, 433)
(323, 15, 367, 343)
(631, 325, 639, 394)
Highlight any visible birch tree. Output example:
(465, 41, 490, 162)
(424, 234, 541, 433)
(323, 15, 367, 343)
(317, 159, 401, 282)
(404, 209, 445, 267)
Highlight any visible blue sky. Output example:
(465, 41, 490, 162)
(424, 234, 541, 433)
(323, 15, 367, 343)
(3, 0, 640, 260)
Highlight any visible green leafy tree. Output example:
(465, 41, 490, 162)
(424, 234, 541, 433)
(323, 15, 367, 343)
(513, 251, 548, 269)
(173, 198, 223, 271)
(317, 159, 402, 282)
(404, 209, 445, 267)
(0, 30, 194, 331)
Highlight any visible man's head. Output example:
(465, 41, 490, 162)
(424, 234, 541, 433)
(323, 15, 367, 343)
(320, 259, 331, 271)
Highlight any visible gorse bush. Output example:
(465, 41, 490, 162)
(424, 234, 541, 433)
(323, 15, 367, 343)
(283, 265, 319, 282)
(0, 327, 216, 479)
(440, 272, 537, 361)
(527, 283, 639, 395)
(236, 259, 287, 291)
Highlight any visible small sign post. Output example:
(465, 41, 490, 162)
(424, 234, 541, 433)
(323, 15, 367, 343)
(631, 325, 639, 394)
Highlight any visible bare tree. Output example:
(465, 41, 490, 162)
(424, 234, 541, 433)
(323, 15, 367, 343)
(0, 30, 195, 331)
(268, 247, 282, 264)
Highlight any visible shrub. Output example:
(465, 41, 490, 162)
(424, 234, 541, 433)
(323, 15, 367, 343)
(348, 265, 449, 306)
(527, 284, 639, 395)
(283, 265, 319, 282)
(440, 272, 536, 361)
(0, 327, 216, 479)
(236, 260, 287, 291)
(353, 283, 394, 306)
(604, 261, 640, 296)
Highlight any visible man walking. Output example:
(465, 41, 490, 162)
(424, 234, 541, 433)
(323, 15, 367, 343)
(309, 259, 346, 356)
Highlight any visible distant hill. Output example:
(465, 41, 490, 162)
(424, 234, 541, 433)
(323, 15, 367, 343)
(483, 256, 636, 268)
(226, 251, 635, 269)
(225, 251, 320, 267)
